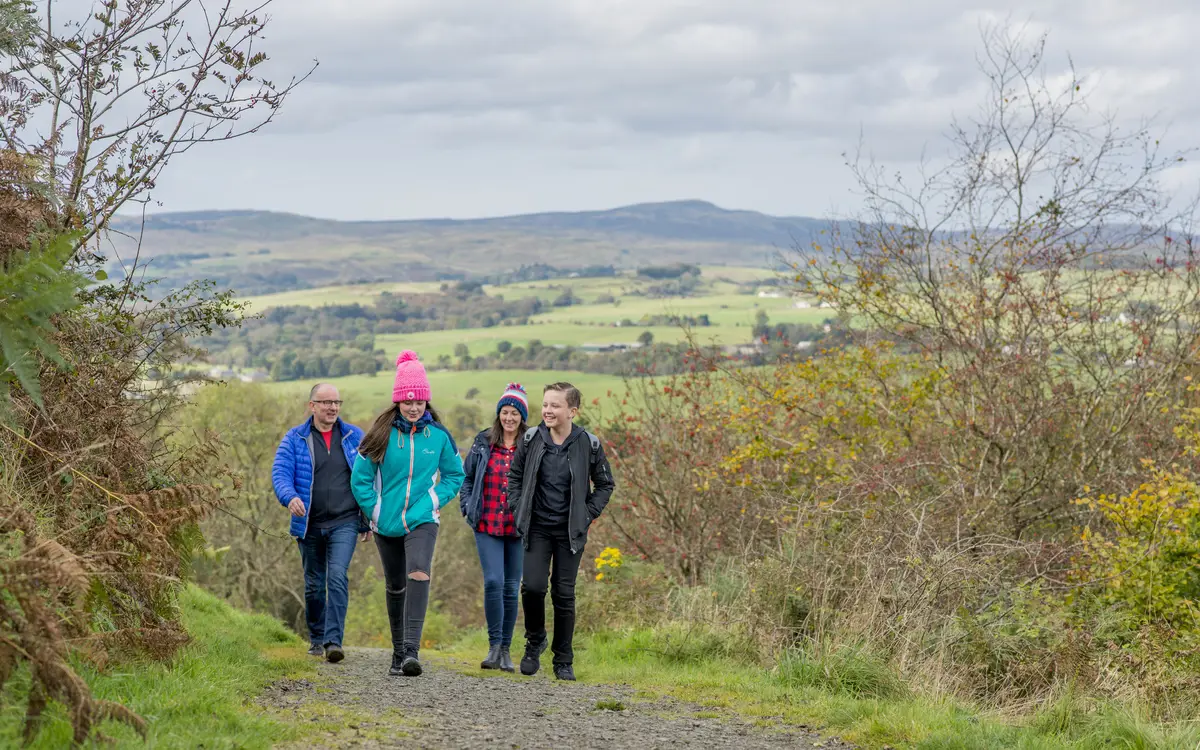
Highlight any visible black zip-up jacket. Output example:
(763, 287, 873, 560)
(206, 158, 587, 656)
(507, 423, 616, 553)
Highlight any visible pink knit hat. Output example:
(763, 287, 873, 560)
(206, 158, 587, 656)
(392, 350, 431, 402)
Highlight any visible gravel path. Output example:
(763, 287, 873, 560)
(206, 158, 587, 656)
(262, 647, 854, 749)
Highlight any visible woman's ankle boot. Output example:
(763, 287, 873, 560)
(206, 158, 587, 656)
(481, 644, 502, 670)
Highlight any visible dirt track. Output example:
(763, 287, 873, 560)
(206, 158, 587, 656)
(261, 646, 854, 749)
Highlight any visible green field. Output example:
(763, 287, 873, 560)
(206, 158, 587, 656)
(529, 293, 830, 327)
(369, 293, 831, 364)
(375, 323, 748, 363)
(236, 266, 788, 311)
(241, 281, 444, 314)
(234, 264, 827, 428)
(482, 266, 781, 304)
(264, 369, 631, 426)
(236, 265, 832, 368)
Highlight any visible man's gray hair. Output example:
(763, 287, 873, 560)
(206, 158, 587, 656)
(309, 382, 334, 400)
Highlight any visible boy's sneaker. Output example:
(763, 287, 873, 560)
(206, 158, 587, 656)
(520, 637, 547, 676)
(553, 664, 576, 681)
(401, 647, 423, 677)
(325, 644, 344, 664)
(307, 644, 324, 657)
(388, 652, 404, 676)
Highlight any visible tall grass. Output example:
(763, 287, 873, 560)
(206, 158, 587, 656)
(0, 586, 312, 748)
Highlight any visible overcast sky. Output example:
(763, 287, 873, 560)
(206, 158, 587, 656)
(139, 0, 1200, 221)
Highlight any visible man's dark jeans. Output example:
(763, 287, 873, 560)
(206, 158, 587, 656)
(298, 522, 358, 648)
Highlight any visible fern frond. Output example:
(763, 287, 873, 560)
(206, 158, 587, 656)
(0, 232, 87, 407)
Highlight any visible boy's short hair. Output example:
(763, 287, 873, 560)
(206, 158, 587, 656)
(544, 382, 582, 409)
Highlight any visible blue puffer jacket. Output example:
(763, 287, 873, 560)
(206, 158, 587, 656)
(272, 416, 367, 538)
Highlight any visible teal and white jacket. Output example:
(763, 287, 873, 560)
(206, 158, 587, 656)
(350, 412, 465, 537)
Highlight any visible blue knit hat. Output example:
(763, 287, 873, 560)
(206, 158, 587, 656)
(497, 382, 528, 422)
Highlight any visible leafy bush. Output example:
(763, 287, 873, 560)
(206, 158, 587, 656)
(1076, 467, 1200, 628)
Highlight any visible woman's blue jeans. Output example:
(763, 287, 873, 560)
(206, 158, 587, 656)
(474, 531, 523, 648)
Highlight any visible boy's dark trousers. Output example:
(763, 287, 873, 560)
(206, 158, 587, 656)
(521, 523, 584, 666)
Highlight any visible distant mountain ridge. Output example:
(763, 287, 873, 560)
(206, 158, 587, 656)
(104, 200, 831, 296)
(110, 199, 830, 248)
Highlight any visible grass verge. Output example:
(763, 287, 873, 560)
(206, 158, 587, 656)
(432, 628, 1200, 750)
(0, 585, 314, 749)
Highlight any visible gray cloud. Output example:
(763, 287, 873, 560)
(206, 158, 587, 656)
(138, 0, 1200, 220)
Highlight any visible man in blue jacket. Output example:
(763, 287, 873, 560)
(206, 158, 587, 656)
(272, 383, 367, 663)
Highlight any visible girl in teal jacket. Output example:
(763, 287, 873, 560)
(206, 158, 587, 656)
(351, 350, 465, 677)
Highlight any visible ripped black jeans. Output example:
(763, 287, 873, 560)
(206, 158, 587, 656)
(374, 522, 438, 656)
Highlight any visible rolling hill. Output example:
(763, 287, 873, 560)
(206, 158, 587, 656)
(105, 200, 831, 296)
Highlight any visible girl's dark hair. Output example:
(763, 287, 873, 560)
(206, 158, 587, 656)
(488, 409, 527, 448)
(359, 402, 443, 462)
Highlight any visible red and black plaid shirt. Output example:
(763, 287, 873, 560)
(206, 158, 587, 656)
(477, 443, 517, 537)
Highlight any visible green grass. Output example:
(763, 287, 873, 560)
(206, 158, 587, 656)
(430, 628, 1200, 750)
(0, 585, 313, 749)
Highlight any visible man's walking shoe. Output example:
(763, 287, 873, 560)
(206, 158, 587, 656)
(520, 637, 547, 676)
(553, 664, 576, 682)
(481, 644, 502, 670)
(498, 647, 515, 673)
(401, 647, 423, 677)
(388, 652, 404, 677)
(307, 644, 324, 657)
(325, 644, 344, 664)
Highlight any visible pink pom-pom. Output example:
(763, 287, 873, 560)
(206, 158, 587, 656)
(396, 350, 420, 365)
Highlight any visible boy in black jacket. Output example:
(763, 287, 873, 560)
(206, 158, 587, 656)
(506, 382, 615, 681)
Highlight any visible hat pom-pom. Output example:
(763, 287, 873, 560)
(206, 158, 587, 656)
(396, 349, 420, 365)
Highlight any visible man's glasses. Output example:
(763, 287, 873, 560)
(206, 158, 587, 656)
(312, 400, 343, 407)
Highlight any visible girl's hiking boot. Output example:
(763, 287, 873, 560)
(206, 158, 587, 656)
(553, 664, 576, 681)
(481, 644, 502, 670)
(325, 645, 344, 664)
(401, 647, 423, 677)
(499, 647, 515, 673)
(307, 644, 324, 657)
(520, 637, 547, 676)
(388, 652, 404, 676)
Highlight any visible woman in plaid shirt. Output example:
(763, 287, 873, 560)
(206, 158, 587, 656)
(459, 383, 529, 672)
